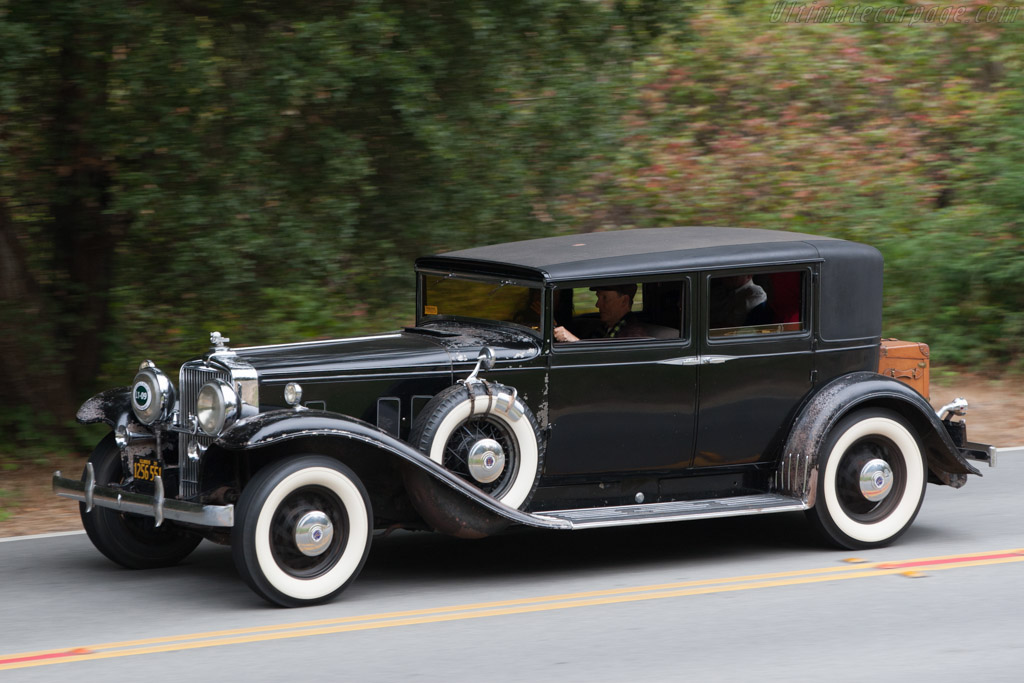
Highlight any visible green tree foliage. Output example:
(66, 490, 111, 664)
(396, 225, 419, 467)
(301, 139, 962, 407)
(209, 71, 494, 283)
(3, 0, 1023, 460)
(0, 0, 690, 451)
(559, 0, 1024, 370)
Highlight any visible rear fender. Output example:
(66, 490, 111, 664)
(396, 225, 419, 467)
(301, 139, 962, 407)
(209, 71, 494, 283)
(776, 372, 979, 505)
(217, 409, 558, 529)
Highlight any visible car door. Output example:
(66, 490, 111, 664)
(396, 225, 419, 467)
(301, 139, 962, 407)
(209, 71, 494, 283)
(693, 266, 816, 467)
(544, 277, 697, 478)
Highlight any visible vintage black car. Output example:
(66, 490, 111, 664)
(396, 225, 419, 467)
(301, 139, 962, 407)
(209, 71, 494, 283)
(55, 227, 994, 606)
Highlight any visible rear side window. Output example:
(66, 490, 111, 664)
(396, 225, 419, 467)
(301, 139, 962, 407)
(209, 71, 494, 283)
(708, 271, 805, 338)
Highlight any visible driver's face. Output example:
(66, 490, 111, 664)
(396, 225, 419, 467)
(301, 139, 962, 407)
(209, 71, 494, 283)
(596, 290, 630, 326)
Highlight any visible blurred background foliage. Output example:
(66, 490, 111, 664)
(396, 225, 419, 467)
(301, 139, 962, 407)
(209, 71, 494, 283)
(1, 0, 1021, 456)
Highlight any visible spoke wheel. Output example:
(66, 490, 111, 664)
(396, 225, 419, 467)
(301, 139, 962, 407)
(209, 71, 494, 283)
(409, 383, 542, 509)
(440, 415, 520, 499)
(405, 383, 543, 538)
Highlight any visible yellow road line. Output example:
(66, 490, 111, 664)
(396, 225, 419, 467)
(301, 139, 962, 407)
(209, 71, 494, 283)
(3, 548, 1022, 671)
(0, 561, 875, 659)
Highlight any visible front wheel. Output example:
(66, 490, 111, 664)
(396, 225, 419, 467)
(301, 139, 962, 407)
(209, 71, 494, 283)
(231, 456, 373, 607)
(806, 409, 927, 550)
(80, 434, 202, 569)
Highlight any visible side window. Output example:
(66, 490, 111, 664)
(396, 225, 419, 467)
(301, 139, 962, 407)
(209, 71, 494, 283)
(708, 271, 805, 338)
(553, 280, 685, 343)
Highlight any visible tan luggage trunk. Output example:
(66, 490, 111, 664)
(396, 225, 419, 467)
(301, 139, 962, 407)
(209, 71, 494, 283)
(878, 339, 930, 399)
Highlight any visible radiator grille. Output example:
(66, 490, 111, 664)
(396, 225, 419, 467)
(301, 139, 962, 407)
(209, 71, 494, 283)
(178, 362, 232, 499)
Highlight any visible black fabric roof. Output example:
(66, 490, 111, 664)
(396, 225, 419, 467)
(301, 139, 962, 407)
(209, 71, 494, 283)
(417, 227, 845, 282)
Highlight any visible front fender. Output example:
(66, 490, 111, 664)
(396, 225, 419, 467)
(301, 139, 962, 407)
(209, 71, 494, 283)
(76, 387, 132, 427)
(217, 409, 566, 530)
(776, 372, 980, 504)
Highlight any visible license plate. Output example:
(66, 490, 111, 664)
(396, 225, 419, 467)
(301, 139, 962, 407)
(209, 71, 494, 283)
(133, 458, 162, 482)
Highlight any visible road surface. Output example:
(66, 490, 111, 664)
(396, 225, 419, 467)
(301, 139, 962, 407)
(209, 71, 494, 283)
(1, 454, 1021, 681)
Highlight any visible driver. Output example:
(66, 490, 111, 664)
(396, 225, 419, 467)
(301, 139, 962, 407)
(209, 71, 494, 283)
(554, 284, 644, 342)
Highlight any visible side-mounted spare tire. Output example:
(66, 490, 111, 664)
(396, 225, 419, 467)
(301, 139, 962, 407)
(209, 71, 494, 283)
(404, 382, 543, 538)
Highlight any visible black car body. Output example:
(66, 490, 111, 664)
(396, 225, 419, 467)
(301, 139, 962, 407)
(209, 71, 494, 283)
(55, 227, 994, 606)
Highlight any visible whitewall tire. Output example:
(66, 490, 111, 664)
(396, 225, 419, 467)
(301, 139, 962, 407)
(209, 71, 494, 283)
(807, 409, 926, 549)
(232, 456, 372, 607)
(410, 383, 541, 509)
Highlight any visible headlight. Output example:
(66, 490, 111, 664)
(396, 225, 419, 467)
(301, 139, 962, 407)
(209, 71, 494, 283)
(196, 379, 239, 436)
(132, 363, 174, 425)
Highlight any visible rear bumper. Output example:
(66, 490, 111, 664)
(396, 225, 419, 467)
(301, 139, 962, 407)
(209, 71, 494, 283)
(52, 465, 234, 528)
(961, 441, 1024, 468)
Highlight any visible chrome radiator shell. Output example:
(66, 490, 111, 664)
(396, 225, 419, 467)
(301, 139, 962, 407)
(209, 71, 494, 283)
(176, 353, 258, 499)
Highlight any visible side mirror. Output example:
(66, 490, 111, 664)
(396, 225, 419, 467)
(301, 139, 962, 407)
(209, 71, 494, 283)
(465, 346, 496, 384)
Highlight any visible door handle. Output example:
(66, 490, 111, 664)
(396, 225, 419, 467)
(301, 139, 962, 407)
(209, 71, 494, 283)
(658, 355, 736, 366)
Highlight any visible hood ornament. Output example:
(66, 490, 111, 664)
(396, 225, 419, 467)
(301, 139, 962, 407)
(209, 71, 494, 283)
(210, 331, 231, 351)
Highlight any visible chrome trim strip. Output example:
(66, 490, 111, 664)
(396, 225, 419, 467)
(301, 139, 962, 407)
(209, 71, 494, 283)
(260, 369, 458, 383)
(814, 342, 888, 353)
(552, 357, 694, 370)
(702, 355, 738, 364)
(238, 333, 403, 352)
(700, 348, 813, 360)
(53, 471, 234, 527)
(657, 357, 701, 366)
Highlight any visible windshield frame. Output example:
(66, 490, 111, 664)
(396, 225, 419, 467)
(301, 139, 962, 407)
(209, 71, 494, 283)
(416, 269, 546, 336)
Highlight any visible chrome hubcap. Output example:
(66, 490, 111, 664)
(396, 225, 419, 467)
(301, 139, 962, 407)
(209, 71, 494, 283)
(467, 438, 506, 484)
(295, 510, 334, 557)
(859, 458, 893, 501)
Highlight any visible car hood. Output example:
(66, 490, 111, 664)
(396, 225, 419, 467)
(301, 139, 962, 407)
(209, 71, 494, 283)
(233, 325, 540, 381)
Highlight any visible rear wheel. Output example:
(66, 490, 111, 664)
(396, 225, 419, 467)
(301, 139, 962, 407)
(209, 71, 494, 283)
(232, 456, 372, 607)
(806, 409, 926, 549)
(80, 434, 202, 569)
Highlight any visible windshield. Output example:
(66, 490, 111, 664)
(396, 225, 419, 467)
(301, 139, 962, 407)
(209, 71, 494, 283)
(420, 273, 543, 332)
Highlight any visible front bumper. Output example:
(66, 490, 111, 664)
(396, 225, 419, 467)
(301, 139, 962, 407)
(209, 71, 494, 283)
(53, 464, 234, 528)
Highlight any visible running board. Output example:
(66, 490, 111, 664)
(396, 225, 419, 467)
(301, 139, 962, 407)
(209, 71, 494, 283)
(531, 493, 808, 530)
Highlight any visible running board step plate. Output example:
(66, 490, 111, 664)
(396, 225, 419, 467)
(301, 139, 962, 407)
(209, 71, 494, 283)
(533, 493, 807, 530)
